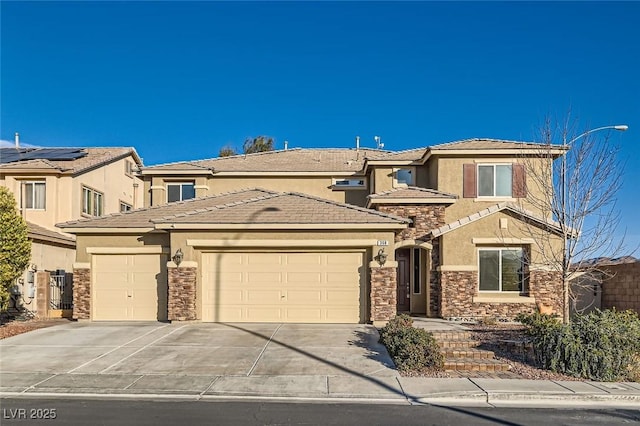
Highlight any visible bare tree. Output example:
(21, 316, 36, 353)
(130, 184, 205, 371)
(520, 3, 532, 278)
(517, 114, 630, 323)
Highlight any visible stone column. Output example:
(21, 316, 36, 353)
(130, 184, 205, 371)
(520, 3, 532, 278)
(35, 271, 51, 318)
(72, 264, 91, 320)
(167, 261, 197, 321)
(370, 262, 398, 325)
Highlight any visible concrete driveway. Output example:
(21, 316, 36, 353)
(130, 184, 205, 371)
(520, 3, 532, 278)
(0, 322, 402, 399)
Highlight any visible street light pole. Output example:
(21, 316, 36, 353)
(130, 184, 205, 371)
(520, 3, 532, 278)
(558, 124, 628, 322)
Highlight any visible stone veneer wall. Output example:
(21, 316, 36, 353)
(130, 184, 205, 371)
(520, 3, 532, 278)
(529, 270, 563, 315)
(376, 204, 446, 242)
(600, 262, 640, 314)
(429, 239, 441, 317)
(440, 270, 563, 320)
(73, 268, 91, 320)
(370, 266, 397, 322)
(168, 266, 197, 321)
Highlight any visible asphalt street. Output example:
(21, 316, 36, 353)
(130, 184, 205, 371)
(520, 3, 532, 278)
(1, 398, 640, 426)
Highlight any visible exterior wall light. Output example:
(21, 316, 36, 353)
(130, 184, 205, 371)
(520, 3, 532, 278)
(377, 248, 388, 266)
(172, 248, 184, 267)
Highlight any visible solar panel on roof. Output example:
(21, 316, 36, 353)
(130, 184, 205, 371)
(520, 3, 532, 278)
(0, 148, 87, 164)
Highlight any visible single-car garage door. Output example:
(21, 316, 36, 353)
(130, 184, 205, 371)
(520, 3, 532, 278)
(92, 254, 167, 321)
(201, 251, 364, 323)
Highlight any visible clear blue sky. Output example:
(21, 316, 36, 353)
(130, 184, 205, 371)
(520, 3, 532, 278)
(1, 1, 638, 251)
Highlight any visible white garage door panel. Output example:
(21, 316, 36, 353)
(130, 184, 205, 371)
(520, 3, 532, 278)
(92, 254, 166, 321)
(201, 251, 363, 323)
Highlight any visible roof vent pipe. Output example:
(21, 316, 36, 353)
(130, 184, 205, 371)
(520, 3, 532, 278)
(284, 140, 288, 150)
(355, 136, 360, 151)
(14, 132, 20, 148)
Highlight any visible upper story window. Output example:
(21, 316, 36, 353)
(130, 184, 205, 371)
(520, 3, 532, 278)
(332, 178, 366, 189)
(478, 164, 512, 197)
(167, 182, 195, 203)
(125, 160, 135, 177)
(394, 168, 414, 187)
(82, 186, 103, 216)
(464, 163, 525, 199)
(120, 201, 132, 213)
(478, 248, 524, 292)
(23, 181, 46, 210)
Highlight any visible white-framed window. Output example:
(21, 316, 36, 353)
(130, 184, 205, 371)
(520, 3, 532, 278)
(82, 186, 103, 216)
(22, 181, 46, 210)
(166, 182, 195, 203)
(125, 160, 135, 176)
(478, 164, 512, 197)
(478, 248, 524, 292)
(332, 178, 366, 189)
(394, 168, 414, 187)
(120, 201, 132, 213)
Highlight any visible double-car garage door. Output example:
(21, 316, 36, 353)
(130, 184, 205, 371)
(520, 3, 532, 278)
(91, 250, 364, 323)
(201, 251, 364, 323)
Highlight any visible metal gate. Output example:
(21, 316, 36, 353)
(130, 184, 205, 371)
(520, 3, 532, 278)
(50, 270, 73, 310)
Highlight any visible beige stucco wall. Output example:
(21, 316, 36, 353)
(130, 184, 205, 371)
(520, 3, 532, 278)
(440, 210, 562, 267)
(74, 232, 170, 263)
(146, 174, 369, 207)
(0, 155, 143, 232)
(434, 156, 553, 222)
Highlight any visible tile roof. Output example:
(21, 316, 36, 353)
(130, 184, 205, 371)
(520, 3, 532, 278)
(58, 188, 408, 229)
(142, 148, 390, 173)
(368, 186, 458, 200)
(27, 222, 76, 246)
(57, 189, 276, 229)
(429, 138, 553, 150)
(0, 147, 140, 175)
(371, 147, 428, 162)
(430, 202, 563, 238)
(153, 192, 410, 225)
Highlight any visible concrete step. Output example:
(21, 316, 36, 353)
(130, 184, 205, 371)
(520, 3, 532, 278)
(441, 348, 495, 360)
(443, 358, 511, 372)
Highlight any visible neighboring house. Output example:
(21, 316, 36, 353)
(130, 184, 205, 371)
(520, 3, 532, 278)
(58, 139, 567, 324)
(0, 146, 144, 313)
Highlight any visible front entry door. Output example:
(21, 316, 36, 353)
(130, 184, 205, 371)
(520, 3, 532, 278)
(396, 249, 410, 312)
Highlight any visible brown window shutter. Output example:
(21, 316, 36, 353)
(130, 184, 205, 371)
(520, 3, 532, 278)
(463, 164, 477, 198)
(512, 164, 526, 198)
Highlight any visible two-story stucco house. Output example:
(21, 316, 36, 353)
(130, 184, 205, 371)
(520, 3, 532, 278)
(0, 146, 144, 313)
(58, 138, 566, 324)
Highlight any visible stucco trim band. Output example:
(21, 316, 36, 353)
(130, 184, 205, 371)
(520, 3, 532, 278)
(187, 239, 381, 248)
(473, 295, 536, 304)
(472, 237, 535, 244)
(437, 265, 478, 271)
(86, 246, 170, 255)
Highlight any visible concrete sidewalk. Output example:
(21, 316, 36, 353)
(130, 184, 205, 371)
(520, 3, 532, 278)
(1, 321, 639, 408)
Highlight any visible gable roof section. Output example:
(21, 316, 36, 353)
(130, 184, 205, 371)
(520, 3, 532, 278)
(367, 186, 457, 206)
(27, 222, 76, 247)
(58, 188, 408, 231)
(152, 192, 409, 227)
(429, 202, 563, 238)
(141, 148, 390, 174)
(57, 188, 277, 229)
(0, 147, 142, 176)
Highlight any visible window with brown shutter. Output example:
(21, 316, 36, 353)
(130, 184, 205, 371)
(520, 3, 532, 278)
(463, 163, 477, 198)
(512, 164, 526, 198)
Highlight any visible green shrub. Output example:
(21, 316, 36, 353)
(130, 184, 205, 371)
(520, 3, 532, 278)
(379, 314, 444, 372)
(517, 309, 640, 381)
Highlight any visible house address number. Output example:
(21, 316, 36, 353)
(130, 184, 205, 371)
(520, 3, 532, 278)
(376, 240, 389, 246)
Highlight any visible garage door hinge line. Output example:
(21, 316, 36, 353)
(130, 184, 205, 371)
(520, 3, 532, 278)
(66, 324, 171, 374)
(99, 325, 189, 374)
(246, 323, 282, 376)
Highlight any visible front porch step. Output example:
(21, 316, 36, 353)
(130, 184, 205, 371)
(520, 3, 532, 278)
(435, 339, 479, 349)
(443, 358, 511, 372)
(429, 330, 472, 340)
(440, 348, 495, 359)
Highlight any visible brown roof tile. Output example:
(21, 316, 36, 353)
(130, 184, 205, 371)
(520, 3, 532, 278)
(27, 222, 76, 246)
(368, 186, 458, 200)
(0, 147, 141, 175)
(429, 138, 556, 150)
(143, 148, 390, 173)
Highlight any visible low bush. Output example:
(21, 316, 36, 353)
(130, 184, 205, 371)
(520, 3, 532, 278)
(379, 314, 444, 372)
(517, 309, 640, 381)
